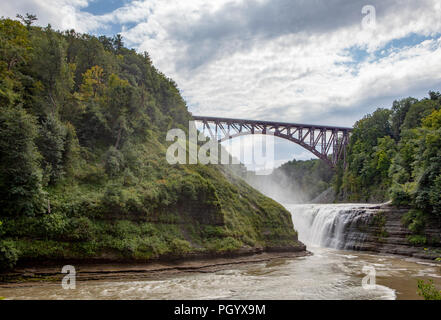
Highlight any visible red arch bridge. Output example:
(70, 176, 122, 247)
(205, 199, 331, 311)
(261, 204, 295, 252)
(193, 116, 353, 168)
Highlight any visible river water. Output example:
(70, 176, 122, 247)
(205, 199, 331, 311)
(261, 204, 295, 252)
(1, 204, 440, 300)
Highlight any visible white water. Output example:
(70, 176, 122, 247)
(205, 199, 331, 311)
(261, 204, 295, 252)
(288, 203, 376, 250)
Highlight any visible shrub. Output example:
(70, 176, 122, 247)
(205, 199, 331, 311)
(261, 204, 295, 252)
(206, 237, 242, 253)
(169, 238, 191, 254)
(0, 217, 40, 237)
(40, 213, 68, 238)
(136, 235, 169, 258)
(417, 280, 441, 300)
(407, 235, 427, 246)
(67, 217, 94, 241)
(79, 164, 106, 184)
(112, 220, 140, 238)
(13, 239, 68, 260)
(202, 225, 228, 238)
(74, 241, 98, 256)
(390, 184, 412, 206)
(402, 209, 426, 234)
(102, 184, 129, 214)
(371, 211, 389, 239)
(104, 146, 124, 177)
(0, 240, 20, 271)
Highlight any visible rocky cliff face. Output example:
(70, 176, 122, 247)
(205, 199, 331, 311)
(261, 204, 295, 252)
(341, 204, 441, 260)
(289, 203, 441, 260)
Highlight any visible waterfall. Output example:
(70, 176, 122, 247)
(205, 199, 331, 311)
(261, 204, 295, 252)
(287, 204, 376, 250)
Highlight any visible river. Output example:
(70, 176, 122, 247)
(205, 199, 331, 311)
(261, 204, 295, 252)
(0, 204, 440, 300)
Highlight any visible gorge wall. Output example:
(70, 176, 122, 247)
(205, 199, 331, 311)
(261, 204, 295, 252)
(289, 203, 441, 260)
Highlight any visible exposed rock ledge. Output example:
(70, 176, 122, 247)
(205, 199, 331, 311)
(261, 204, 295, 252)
(342, 203, 441, 260)
(0, 249, 310, 285)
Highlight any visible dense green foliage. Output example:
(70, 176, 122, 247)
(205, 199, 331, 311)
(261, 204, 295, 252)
(417, 279, 441, 300)
(0, 18, 300, 270)
(336, 108, 395, 201)
(335, 92, 441, 215)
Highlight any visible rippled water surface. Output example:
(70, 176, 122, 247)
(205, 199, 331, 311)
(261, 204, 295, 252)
(1, 204, 440, 300)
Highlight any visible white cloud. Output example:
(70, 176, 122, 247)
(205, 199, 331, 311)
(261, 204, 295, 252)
(2, 0, 441, 162)
(111, 0, 441, 128)
(0, 0, 101, 33)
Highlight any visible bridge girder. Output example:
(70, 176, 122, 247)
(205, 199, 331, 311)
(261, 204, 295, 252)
(193, 116, 352, 168)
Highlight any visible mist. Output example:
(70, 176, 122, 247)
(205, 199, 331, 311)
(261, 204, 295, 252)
(244, 169, 309, 204)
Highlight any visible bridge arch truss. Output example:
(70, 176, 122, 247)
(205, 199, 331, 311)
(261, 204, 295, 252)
(193, 116, 352, 168)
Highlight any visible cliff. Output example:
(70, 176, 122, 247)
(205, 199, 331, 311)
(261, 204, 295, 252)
(341, 204, 441, 260)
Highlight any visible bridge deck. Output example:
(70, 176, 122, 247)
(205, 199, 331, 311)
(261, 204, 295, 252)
(192, 116, 353, 131)
(193, 115, 353, 168)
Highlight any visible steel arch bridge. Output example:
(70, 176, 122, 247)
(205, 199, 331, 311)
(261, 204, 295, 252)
(193, 116, 353, 168)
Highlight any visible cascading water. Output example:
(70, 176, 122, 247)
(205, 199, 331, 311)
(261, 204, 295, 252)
(286, 204, 377, 250)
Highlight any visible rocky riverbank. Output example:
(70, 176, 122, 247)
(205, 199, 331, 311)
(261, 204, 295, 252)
(341, 203, 441, 260)
(0, 249, 309, 285)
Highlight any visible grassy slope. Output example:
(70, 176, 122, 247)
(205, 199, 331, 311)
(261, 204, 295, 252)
(2, 146, 302, 264)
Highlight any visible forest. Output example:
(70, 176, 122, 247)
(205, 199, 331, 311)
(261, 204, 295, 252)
(0, 16, 302, 271)
(333, 91, 441, 243)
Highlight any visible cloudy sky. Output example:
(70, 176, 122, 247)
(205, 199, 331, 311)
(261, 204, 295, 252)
(2, 0, 441, 166)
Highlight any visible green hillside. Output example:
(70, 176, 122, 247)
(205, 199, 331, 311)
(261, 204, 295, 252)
(0, 17, 303, 271)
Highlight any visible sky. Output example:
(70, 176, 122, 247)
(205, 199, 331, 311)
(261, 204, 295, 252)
(2, 0, 441, 167)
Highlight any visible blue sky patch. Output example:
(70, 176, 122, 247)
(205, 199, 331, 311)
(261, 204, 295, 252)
(83, 0, 127, 16)
(336, 32, 440, 75)
(374, 32, 439, 58)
